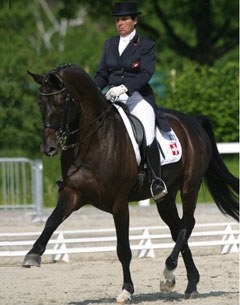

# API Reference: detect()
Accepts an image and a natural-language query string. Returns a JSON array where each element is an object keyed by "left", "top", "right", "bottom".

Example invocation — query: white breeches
[{"left": 117, "top": 92, "right": 155, "bottom": 145}]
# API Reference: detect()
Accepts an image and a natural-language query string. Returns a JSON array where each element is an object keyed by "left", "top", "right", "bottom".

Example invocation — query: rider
[{"left": 94, "top": 2, "right": 168, "bottom": 201}]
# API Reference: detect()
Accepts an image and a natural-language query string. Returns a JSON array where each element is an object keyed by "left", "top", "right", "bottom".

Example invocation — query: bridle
[
  {"left": 38, "top": 87, "right": 66, "bottom": 96},
  {"left": 39, "top": 84, "right": 77, "bottom": 148},
  {"left": 39, "top": 80, "right": 113, "bottom": 151}
]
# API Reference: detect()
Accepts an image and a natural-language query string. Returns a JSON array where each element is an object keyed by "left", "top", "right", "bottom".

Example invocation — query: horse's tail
[{"left": 196, "top": 115, "right": 239, "bottom": 222}]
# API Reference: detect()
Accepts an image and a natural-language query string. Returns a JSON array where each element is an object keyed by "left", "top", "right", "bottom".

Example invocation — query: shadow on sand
[{"left": 69, "top": 289, "right": 237, "bottom": 304}]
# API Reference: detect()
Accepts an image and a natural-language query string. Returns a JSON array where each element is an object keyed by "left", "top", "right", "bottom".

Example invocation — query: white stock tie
[
  {"left": 118, "top": 29, "right": 136, "bottom": 56},
  {"left": 118, "top": 38, "right": 129, "bottom": 55}
]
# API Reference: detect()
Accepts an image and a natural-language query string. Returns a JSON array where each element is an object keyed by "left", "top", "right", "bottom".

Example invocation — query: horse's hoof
[
  {"left": 22, "top": 253, "right": 41, "bottom": 268},
  {"left": 160, "top": 266, "right": 176, "bottom": 292},
  {"left": 184, "top": 290, "right": 199, "bottom": 299},
  {"left": 160, "top": 279, "right": 175, "bottom": 292},
  {"left": 116, "top": 289, "right": 132, "bottom": 304}
]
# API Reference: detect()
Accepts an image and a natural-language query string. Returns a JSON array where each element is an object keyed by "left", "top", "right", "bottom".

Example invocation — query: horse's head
[{"left": 28, "top": 69, "right": 79, "bottom": 156}]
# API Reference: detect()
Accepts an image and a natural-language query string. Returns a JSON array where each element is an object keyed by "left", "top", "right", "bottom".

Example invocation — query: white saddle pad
[{"left": 114, "top": 104, "right": 182, "bottom": 166}]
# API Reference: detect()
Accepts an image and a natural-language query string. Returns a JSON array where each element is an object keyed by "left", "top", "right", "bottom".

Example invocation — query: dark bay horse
[{"left": 23, "top": 64, "right": 239, "bottom": 303}]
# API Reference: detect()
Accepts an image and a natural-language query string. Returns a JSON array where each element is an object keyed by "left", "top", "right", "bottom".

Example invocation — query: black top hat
[{"left": 111, "top": 2, "right": 141, "bottom": 16}]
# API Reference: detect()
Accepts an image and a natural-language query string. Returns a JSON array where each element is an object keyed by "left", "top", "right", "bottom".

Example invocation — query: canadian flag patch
[{"left": 170, "top": 143, "right": 179, "bottom": 155}]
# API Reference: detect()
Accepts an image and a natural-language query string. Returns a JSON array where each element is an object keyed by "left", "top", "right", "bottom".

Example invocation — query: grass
[{"left": 0, "top": 151, "right": 238, "bottom": 208}]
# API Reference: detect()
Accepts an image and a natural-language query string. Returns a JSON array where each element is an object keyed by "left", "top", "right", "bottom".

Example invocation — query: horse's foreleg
[
  {"left": 113, "top": 203, "right": 134, "bottom": 304},
  {"left": 23, "top": 187, "right": 81, "bottom": 267}
]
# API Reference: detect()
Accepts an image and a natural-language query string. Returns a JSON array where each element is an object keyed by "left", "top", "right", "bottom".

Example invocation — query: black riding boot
[{"left": 146, "top": 138, "right": 168, "bottom": 202}]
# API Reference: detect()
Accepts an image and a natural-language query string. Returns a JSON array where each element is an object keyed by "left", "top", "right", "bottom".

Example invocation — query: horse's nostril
[
  {"left": 49, "top": 147, "right": 56, "bottom": 153},
  {"left": 44, "top": 145, "right": 58, "bottom": 157}
]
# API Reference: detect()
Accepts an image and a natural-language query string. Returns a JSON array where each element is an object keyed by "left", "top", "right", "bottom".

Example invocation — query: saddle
[
  {"left": 115, "top": 101, "right": 172, "bottom": 158},
  {"left": 115, "top": 101, "right": 146, "bottom": 162},
  {"left": 114, "top": 102, "right": 172, "bottom": 193}
]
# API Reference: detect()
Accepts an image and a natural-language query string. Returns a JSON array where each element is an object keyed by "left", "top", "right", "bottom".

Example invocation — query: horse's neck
[{"left": 66, "top": 71, "right": 107, "bottom": 117}]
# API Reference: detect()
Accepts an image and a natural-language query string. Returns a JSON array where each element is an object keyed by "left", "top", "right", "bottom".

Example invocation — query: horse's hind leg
[
  {"left": 181, "top": 243, "right": 199, "bottom": 298},
  {"left": 156, "top": 188, "right": 200, "bottom": 298},
  {"left": 179, "top": 190, "right": 200, "bottom": 298},
  {"left": 23, "top": 187, "right": 82, "bottom": 267},
  {"left": 156, "top": 192, "right": 182, "bottom": 292},
  {"left": 112, "top": 202, "right": 134, "bottom": 304}
]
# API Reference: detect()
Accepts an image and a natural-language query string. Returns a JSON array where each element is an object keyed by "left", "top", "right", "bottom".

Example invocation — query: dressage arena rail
[{"left": 0, "top": 222, "right": 239, "bottom": 261}]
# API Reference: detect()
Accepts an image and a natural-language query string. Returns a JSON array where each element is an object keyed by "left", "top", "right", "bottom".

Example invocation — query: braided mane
[{"left": 47, "top": 63, "right": 84, "bottom": 75}]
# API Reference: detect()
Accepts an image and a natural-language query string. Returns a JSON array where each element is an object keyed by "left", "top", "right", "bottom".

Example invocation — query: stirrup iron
[{"left": 150, "top": 178, "right": 168, "bottom": 201}]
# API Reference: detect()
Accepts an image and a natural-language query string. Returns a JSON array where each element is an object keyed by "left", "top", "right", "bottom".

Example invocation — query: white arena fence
[
  {"left": 0, "top": 222, "right": 239, "bottom": 262},
  {"left": 0, "top": 158, "right": 43, "bottom": 214}
]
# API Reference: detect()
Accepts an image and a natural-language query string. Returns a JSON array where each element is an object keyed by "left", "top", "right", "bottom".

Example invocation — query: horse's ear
[{"left": 27, "top": 71, "right": 44, "bottom": 85}]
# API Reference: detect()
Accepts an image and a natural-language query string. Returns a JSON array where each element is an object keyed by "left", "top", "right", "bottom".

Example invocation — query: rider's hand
[{"left": 106, "top": 85, "right": 128, "bottom": 101}]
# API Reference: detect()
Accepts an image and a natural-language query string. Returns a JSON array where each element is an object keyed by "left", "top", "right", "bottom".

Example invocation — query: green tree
[
  {"left": 1, "top": 0, "right": 238, "bottom": 155},
  {"left": 157, "top": 62, "right": 239, "bottom": 142},
  {"left": 76, "top": 0, "right": 239, "bottom": 66}
]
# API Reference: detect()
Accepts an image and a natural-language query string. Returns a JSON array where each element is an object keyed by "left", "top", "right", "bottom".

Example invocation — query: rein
[
  {"left": 58, "top": 102, "right": 113, "bottom": 150},
  {"left": 39, "top": 82, "right": 113, "bottom": 151}
]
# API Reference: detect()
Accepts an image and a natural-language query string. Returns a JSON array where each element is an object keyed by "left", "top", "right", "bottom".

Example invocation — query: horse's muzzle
[
  {"left": 41, "top": 142, "right": 59, "bottom": 157},
  {"left": 41, "top": 129, "right": 60, "bottom": 157}
]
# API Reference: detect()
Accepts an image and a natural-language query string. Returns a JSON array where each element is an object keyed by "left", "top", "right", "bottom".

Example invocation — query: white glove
[{"left": 106, "top": 85, "right": 128, "bottom": 101}]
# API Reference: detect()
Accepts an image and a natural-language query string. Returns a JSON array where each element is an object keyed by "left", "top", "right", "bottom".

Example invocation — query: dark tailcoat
[{"left": 94, "top": 33, "right": 171, "bottom": 132}]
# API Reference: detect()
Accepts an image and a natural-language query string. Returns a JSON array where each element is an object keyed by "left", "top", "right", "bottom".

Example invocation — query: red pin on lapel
[{"left": 131, "top": 61, "right": 140, "bottom": 68}]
